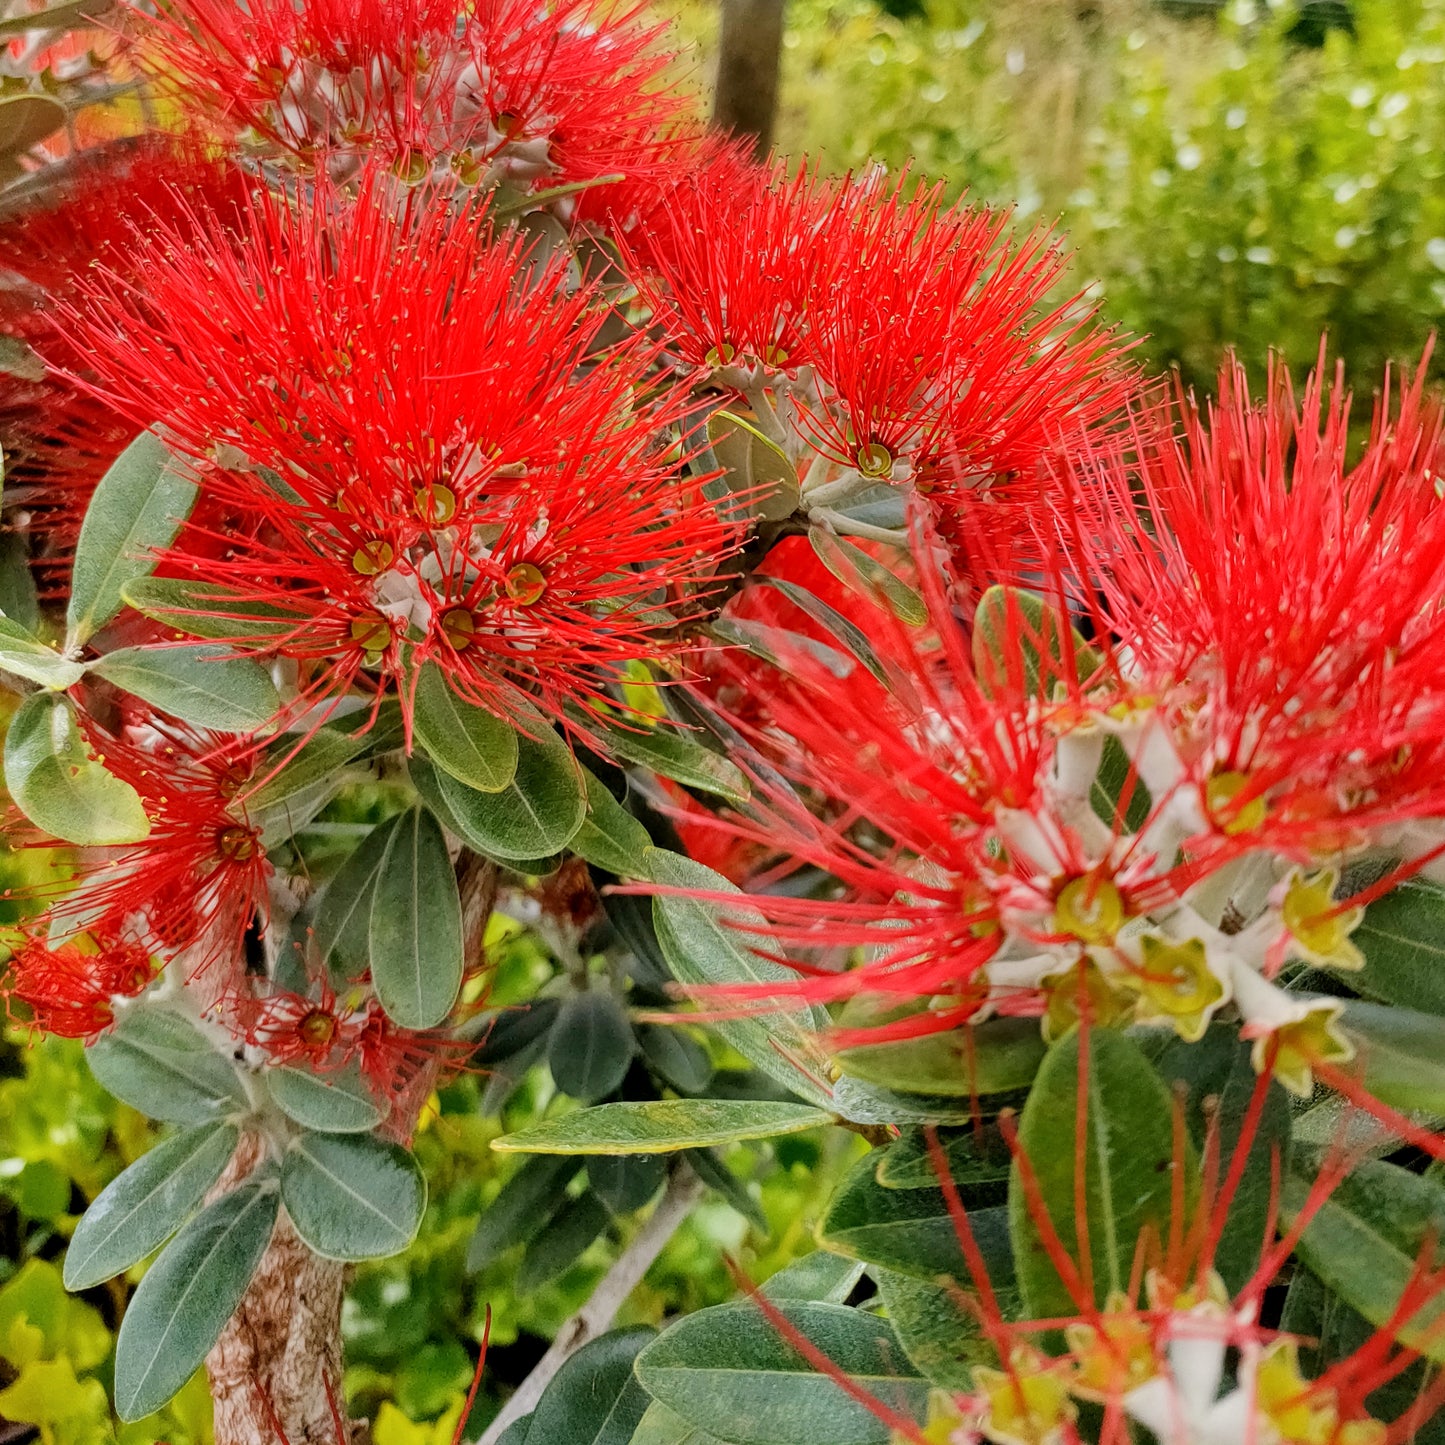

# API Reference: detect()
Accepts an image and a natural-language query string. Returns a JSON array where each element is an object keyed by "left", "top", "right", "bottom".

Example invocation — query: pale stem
[
  {"left": 807, "top": 506, "right": 909, "bottom": 546},
  {"left": 473, "top": 1162, "right": 705, "bottom": 1445},
  {"left": 742, "top": 381, "right": 789, "bottom": 448},
  {"left": 801, "top": 469, "right": 870, "bottom": 508}
]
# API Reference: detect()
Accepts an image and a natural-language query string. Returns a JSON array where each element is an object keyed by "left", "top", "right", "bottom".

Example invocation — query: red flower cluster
[
  {"left": 0, "top": 931, "right": 154, "bottom": 1039},
  {"left": 132, "top": 0, "right": 690, "bottom": 193},
  {"left": 60, "top": 176, "right": 740, "bottom": 732}
]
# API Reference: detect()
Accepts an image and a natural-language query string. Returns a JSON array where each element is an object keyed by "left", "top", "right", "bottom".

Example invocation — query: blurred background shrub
[{"left": 771, "top": 0, "right": 1445, "bottom": 391}]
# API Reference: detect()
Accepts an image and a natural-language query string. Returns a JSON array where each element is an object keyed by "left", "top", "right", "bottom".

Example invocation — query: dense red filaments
[
  {"left": 1064, "top": 352, "right": 1445, "bottom": 841},
  {"left": 131, "top": 0, "right": 689, "bottom": 188},
  {"left": 59, "top": 178, "right": 740, "bottom": 730},
  {"left": 44, "top": 719, "right": 270, "bottom": 978},
  {"left": 0, "top": 932, "right": 155, "bottom": 1039}
]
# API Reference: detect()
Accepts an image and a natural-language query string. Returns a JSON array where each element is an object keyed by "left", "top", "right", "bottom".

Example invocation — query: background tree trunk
[{"left": 712, "top": 0, "right": 786, "bottom": 159}]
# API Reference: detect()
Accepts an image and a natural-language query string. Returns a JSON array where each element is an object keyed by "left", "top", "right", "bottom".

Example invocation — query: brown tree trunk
[
  {"left": 712, "top": 0, "right": 786, "bottom": 160},
  {"left": 205, "top": 1137, "right": 351, "bottom": 1445}
]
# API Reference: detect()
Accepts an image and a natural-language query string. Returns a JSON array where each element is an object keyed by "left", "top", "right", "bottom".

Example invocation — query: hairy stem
[
  {"left": 475, "top": 1163, "right": 705, "bottom": 1445},
  {"left": 206, "top": 1136, "right": 350, "bottom": 1445}
]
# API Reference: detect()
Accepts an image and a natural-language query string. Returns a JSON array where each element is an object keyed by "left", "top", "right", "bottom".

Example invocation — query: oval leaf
[
  {"left": 494, "top": 1099, "right": 834, "bottom": 1155},
  {"left": 369, "top": 806, "right": 464, "bottom": 1029},
  {"left": 5, "top": 691, "right": 151, "bottom": 845},
  {"left": 808, "top": 528, "right": 926, "bottom": 627},
  {"left": 517, "top": 1191, "right": 612, "bottom": 1293},
  {"left": 112, "top": 1181, "right": 278, "bottom": 1421},
  {"left": 548, "top": 991, "right": 635, "bottom": 1102},
  {"left": 1353, "top": 877, "right": 1445, "bottom": 1017},
  {"left": 64, "top": 1122, "right": 239, "bottom": 1291},
  {"left": 646, "top": 848, "right": 832, "bottom": 1107},
  {"left": 312, "top": 814, "right": 399, "bottom": 981},
  {"left": 91, "top": 644, "right": 280, "bottom": 732},
  {"left": 265, "top": 1065, "right": 384, "bottom": 1134},
  {"left": 122, "top": 576, "right": 312, "bottom": 642},
  {"left": 1284, "top": 1154, "right": 1445, "bottom": 1364},
  {"left": 85, "top": 1007, "right": 246, "bottom": 1124},
  {"left": 412, "top": 663, "right": 519, "bottom": 793},
  {"left": 526, "top": 1327, "right": 655, "bottom": 1444},
  {"left": 247, "top": 727, "right": 367, "bottom": 811},
  {"left": 436, "top": 726, "right": 586, "bottom": 862},
  {"left": 466, "top": 1154, "right": 584, "bottom": 1272},
  {"left": 572, "top": 769, "right": 653, "bottom": 876},
  {"left": 67, "top": 431, "right": 197, "bottom": 646},
  {"left": 836, "top": 1014, "right": 1046, "bottom": 1098},
  {"left": 0, "top": 617, "right": 86, "bottom": 688},
  {"left": 634, "top": 1301, "right": 926, "bottom": 1445},
  {"left": 585, "top": 713, "right": 749, "bottom": 806},
  {"left": 1010, "top": 1028, "right": 1194, "bottom": 1318},
  {"left": 281, "top": 1130, "right": 426, "bottom": 1261}
]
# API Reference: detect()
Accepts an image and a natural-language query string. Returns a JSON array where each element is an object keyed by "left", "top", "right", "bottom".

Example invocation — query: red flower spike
[
  {"left": 0, "top": 931, "right": 154, "bottom": 1040},
  {"left": 59, "top": 174, "right": 740, "bottom": 737}
]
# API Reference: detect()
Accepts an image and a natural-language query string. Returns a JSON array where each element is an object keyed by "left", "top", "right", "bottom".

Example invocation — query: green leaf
[
  {"left": 265, "top": 1065, "right": 384, "bottom": 1134},
  {"left": 112, "top": 1181, "right": 278, "bottom": 1421},
  {"left": 0, "top": 616, "right": 85, "bottom": 688},
  {"left": 875, "top": 1126, "right": 1011, "bottom": 1192},
  {"left": 411, "top": 663, "right": 519, "bottom": 792},
  {"left": 684, "top": 1147, "right": 769, "bottom": 1231},
  {"left": 5, "top": 691, "right": 151, "bottom": 845},
  {"left": 589, "top": 1153, "right": 667, "bottom": 1214},
  {"left": 90, "top": 644, "right": 280, "bottom": 732},
  {"left": 64, "top": 1122, "right": 239, "bottom": 1291},
  {"left": 1353, "top": 878, "right": 1445, "bottom": 1016},
  {"left": 517, "top": 1191, "right": 612, "bottom": 1293},
  {"left": 871, "top": 1269, "right": 984, "bottom": 1388},
  {"left": 972, "top": 585, "right": 1099, "bottom": 700},
  {"left": 281, "top": 1131, "right": 426, "bottom": 1261},
  {"left": 1090, "top": 734, "right": 1151, "bottom": 833},
  {"left": 0, "top": 528, "right": 39, "bottom": 633},
  {"left": 637, "top": 1023, "right": 714, "bottom": 1095},
  {"left": 369, "top": 807, "right": 464, "bottom": 1029},
  {"left": 1136, "top": 1025, "right": 1290, "bottom": 1294},
  {"left": 67, "top": 431, "right": 196, "bottom": 646},
  {"left": 646, "top": 848, "right": 832, "bottom": 1107},
  {"left": 1010, "top": 1028, "right": 1193, "bottom": 1318},
  {"left": 819, "top": 1151, "right": 1012, "bottom": 1284},
  {"left": 706, "top": 410, "right": 801, "bottom": 522},
  {"left": 525, "top": 1327, "right": 655, "bottom": 1445},
  {"left": 475, "top": 999, "right": 562, "bottom": 1065},
  {"left": 755, "top": 577, "right": 896, "bottom": 691},
  {"left": 312, "top": 814, "right": 399, "bottom": 981},
  {"left": 246, "top": 728, "right": 368, "bottom": 810},
  {"left": 585, "top": 713, "right": 750, "bottom": 806},
  {"left": 548, "top": 992, "right": 635, "bottom": 1102},
  {"left": 759, "top": 1253, "right": 866, "bottom": 1304},
  {"left": 1284, "top": 1154, "right": 1445, "bottom": 1363},
  {"left": 572, "top": 770, "right": 653, "bottom": 875},
  {"left": 436, "top": 725, "right": 586, "bottom": 862},
  {"left": 1345, "top": 1001, "right": 1445, "bottom": 1115},
  {"left": 807, "top": 529, "right": 927, "bottom": 627},
  {"left": 121, "top": 576, "right": 311, "bottom": 642},
  {"left": 629, "top": 1401, "right": 733, "bottom": 1445},
  {"left": 466, "top": 1155, "right": 584, "bottom": 1272},
  {"left": 634, "top": 1301, "right": 926, "bottom": 1445},
  {"left": 494, "top": 1099, "right": 835, "bottom": 1155},
  {"left": 835, "top": 1015, "right": 1046, "bottom": 1098},
  {"left": 85, "top": 1007, "right": 246, "bottom": 1124}
]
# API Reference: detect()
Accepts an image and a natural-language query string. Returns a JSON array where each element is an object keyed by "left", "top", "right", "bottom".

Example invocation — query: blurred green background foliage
[{"left": 771, "top": 0, "right": 1445, "bottom": 392}]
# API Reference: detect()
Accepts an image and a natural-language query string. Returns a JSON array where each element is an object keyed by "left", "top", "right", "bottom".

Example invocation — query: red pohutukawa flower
[
  {"left": 618, "top": 163, "right": 1133, "bottom": 512},
  {"left": 1060, "top": 350, "right": 1445, "bottom": 858},
  {"left": 0, "top": 931, "right": 155, "bottom": 1039},
  {"left": 59, "top": 175, "right": 740, "bottom": 733},
  {"left": 130, "top": 0, "right": 690, "bottom": 193},
  {"left": 38, "top": 715, "right": 270, "bottom": 995}
]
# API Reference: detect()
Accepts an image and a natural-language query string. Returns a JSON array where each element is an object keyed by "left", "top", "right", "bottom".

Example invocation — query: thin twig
[{"left": 473, "top": 1162, "right": 705, "bottom": 1445}]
